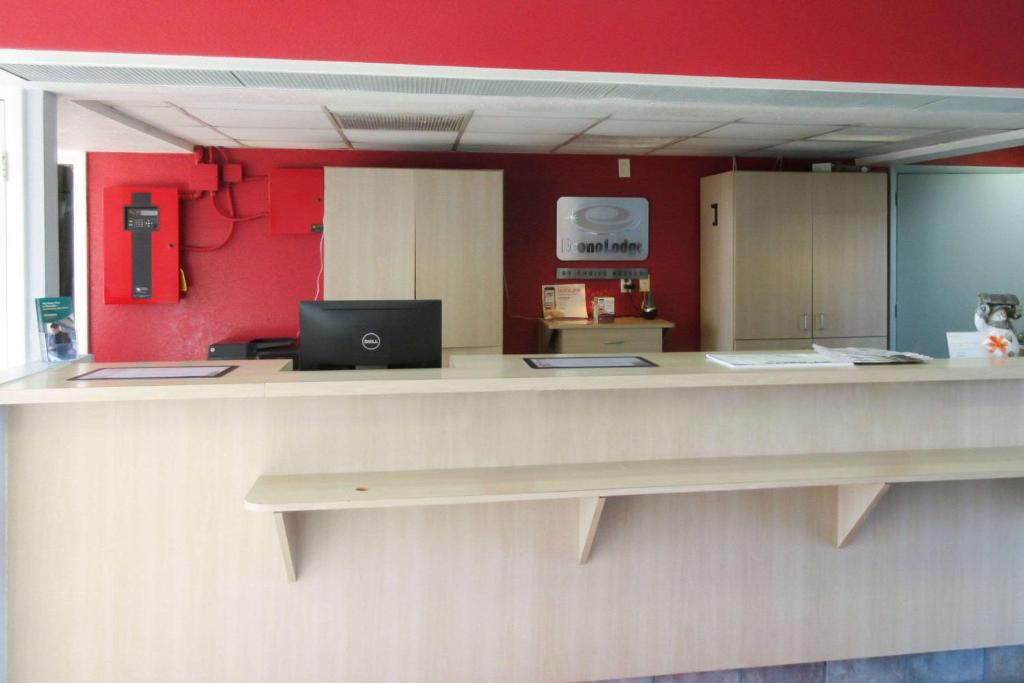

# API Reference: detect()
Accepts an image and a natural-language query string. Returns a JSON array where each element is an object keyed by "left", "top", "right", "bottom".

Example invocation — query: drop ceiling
[{"left": 2, "top": 51, "right": 1022, "bottom": 162}]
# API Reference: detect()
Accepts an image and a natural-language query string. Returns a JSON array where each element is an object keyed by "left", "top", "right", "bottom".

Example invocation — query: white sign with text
[{"left": 556, "top": 197, "right": 649, "bottom": 261}]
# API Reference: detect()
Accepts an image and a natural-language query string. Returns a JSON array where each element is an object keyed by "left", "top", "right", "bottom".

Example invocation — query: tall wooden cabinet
[
  {"left": 700, "top": 171, "right": 887, "bottom": 351},
  {"left": 323, "top": 168, "right": 503, "bottom": 357}
]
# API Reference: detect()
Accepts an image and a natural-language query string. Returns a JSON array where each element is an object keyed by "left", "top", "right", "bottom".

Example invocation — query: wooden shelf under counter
[{"left": 537, "top": 316, "right": 675, "bottom": 354}]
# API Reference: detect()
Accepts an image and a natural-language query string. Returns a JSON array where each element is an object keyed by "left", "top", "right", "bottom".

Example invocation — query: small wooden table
[{"left": 537, "top": 316, "right": 675, "bottom": 354}]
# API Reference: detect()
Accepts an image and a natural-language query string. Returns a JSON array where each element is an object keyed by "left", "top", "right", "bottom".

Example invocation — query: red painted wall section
[
  {"left": 89, "top": 149, "right": 755, "bottom": 361},
  {"left": 5, "top": 0, "right": 1024, "bottom": 87},
  {"left": 926, "top": 146, "right": 1024, "bottom": 167},
  {"left": 88, "top": 152, "right": 323, "bottom": 361}
]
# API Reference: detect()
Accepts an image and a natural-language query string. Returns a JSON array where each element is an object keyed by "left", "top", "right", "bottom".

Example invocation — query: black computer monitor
[{"left": 298, "top": 300, "right": 442, "bottom": 370}]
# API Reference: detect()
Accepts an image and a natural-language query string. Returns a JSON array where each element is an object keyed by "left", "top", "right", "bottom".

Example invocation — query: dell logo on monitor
[{"left": 361, "top": 332, "right": 382, "bottom": 351}]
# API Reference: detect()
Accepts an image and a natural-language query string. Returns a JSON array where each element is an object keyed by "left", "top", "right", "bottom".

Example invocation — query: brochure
[
  {"left": 705, "top": 352, "right": 853, "bottom": 369},
  {"left": 35, "top": 297, "right": 79, "bottom": 362},
  {"left": 549, "top": 283, "right": 587, "bottom": 319}
]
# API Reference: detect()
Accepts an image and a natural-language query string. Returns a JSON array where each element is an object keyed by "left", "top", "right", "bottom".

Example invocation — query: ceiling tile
[
  {"left": 587, "top": 119, "right": 722, "bottom": 137},
  {"left": 345, "top": 130, "right": 457, "bottom": 145},
  {"left": 738, "top": 111, "right": 856, "bottom": 125},
  {"left": 472, "top": 107, "right": 611, "bottom": 119},
  {"left": 111, "top": 104, "right": 198, "bottom": 127},
  {"left": 459, "top": 132, "right": 571, "bottom": 147},
  {"left": 811, "top": 127, "right": 944, "bottom": 143},
  {"left": 915, "top": 97, "right": 1024, "bottom": 114},
  {"left": 216, "top": 127, "right": 342, "bottom": 142},
  {"left": 652, "top": 138, "right": 778, "bottom": 155},
  {"left": 459, "top": 145, "right": 555, "bottom": 154},
  {"left": 175, "top": 137, "right": 240, "bottom": 146},
  {"left": 699, "top": 122, "right": 842, "bottom": 140},
  {"left": 567, "top": 134, "right": 679, "bottom": 149},
  {"left": 238, "top": 140, "right": 348, "bottom": 150},
  {"left": 185, "top": 107, "right": 331, "bottom": 129},
  {"left": 172, "top": 102, "right": 334, "bottom": 111},
  {"left": 58, "top": 128, "right": 192, "bottom": 152},
  {"left": 161, "top": 126, "right": 236, "bottom": 144},
  {"left": 59, "top": 100, "right": 191, "bottom": 152},
  {"left": 753, "top": 140, "right": 879, "bottom": 156},
  {"left": 555, "top": 147, "right": 656, "bottom": 156},
  {"left": 465, "top": 116, "right": 598, "bottom": 134},
  {"left": 843, "top": 128, "right": 1007, "bottom": 155}
]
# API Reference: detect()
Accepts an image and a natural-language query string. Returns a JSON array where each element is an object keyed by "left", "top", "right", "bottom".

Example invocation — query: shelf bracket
[
  {"left": 273, "top": 512, "right": 297, "bottom": 582},
  {"left": 578, "top": 496, "right": 606, "bottom": 564},
  {"left": 835, "top": 483, "right": 891, "bottom": 548}
]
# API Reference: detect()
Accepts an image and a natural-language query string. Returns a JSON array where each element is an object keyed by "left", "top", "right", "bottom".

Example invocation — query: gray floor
[{"left": 593, "top": 644, "right": 1024, "bottom": 683}]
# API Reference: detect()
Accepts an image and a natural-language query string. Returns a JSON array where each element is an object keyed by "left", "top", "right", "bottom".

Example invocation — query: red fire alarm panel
[
  {"left": 103, "top": 187, "right": 180, "bottom": 304},
  {"left": 269, "top": 168, "right": 324, "bottom": 234}
]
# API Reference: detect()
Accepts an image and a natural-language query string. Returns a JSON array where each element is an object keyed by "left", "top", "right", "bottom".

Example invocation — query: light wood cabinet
[
  {"left": 701, "top": 171, "right": 887, "bottom": 351},
  {"left": 324, "top": 168, "right": 504, "bottom": 353},
  {"left": 734, "top": 173, "right": 814, "bottom": 340},
  {"left": 323, "top": 168, "right": 416, "bottom": 299},
  {"left": 537, "top": 317, "right": 675, "bottom": 353},
  {"left": 733, "top": 337, "right": 887, "bottom": 351},
  {"left": 414, "top": 170, "right": 503, "bottom": 349},
  {"left": 810, "top": 174, "right": 888, "bottom": 339}
]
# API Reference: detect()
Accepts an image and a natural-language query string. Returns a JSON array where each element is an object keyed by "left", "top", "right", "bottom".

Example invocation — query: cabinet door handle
[
  {"left": 817, "top": 313, "right": 826, "bottom": 331},
  {"left": 604, "top": 340, "right": 625, "bottom": 345},
  {"left": 800, "top": 314, "right": 810, "bottom": 331}
]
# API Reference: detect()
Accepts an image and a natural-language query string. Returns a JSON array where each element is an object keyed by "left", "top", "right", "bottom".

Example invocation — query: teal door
[{"left": 894, "top": 171, "right": 1024, "bottom": 357}]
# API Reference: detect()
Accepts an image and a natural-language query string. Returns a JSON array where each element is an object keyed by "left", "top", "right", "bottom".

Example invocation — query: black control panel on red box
[{"left": 124, "top": 206, "right": 160, "bottom": 232}]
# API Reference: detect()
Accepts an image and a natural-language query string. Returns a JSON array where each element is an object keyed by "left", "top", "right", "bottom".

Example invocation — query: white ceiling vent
[
  {"left": 0, "top": 64, "right": 242, "bottom": 87},
  {"left": 607, "top": 84, "right": 940, "bottom": 109},
  {"left": 233, "top": 71, "right": 614, "bottom": 99},
  {"left": 334, "top": 112, "right": 468, "bottom": 132}
]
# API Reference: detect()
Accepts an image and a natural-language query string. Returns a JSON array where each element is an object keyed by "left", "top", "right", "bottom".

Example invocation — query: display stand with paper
[{"left": 543, "top": 283, "right": 587, "bottom": 319}]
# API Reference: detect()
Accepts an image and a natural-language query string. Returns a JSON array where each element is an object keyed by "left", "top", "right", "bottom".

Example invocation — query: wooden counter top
[
  {"left": 3, "top": 353, "right": 1024, "bottom": 405},
  {"left": 0, "top": 359, "right": 293, "bottom": 404}
]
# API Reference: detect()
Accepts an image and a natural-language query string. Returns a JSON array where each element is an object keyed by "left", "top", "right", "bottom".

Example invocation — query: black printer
[{"left": 207, "top": 337, "right": 299, "bottom": 365}]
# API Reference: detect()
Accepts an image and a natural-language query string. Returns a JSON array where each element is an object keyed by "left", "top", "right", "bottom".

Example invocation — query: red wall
[
  {"left": 5, "top": 0, "right": 1024, "bottom": 87},
  {"left": 89, "top": 146, "right": 1022, "bottom": 361},
  {"left": 89, "top": 149, "right": 750, "bottom": 361},
  {"left": 926, "top": 146, "right": 1024, "bottom": 167}
]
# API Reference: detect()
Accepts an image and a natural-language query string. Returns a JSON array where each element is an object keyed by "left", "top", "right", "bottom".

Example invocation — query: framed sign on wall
[{"left": 556, "top": 197, "right": 649, "bottom": 261}]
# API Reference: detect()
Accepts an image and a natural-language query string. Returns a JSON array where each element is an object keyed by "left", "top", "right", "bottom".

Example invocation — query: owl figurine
[{"left": 975, "top": 293, "right": 1021, "bottom": 357}]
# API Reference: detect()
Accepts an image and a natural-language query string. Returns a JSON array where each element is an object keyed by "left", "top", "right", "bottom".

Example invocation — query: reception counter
[{"left": 2, "top": 354, "right": 1023, "bottom": 682}]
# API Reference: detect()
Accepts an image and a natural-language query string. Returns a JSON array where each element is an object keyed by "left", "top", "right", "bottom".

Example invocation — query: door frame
[
  {"left": 57, "top": 151, "right": 89, "bottom": 354},
  {"left": 888, "top": 163, "right": 1024, "bottom": 350}
]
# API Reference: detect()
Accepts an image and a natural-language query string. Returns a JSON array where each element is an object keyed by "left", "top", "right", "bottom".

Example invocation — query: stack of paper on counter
[
  {"left": 706, "top": 346, "right": 931, "bottom": 369},
  {"left": 810, "top": 345, "right": 931, "bottom": 364},
  {"left": 705, "top": 353, "right": 853, "bottom": 369}
]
